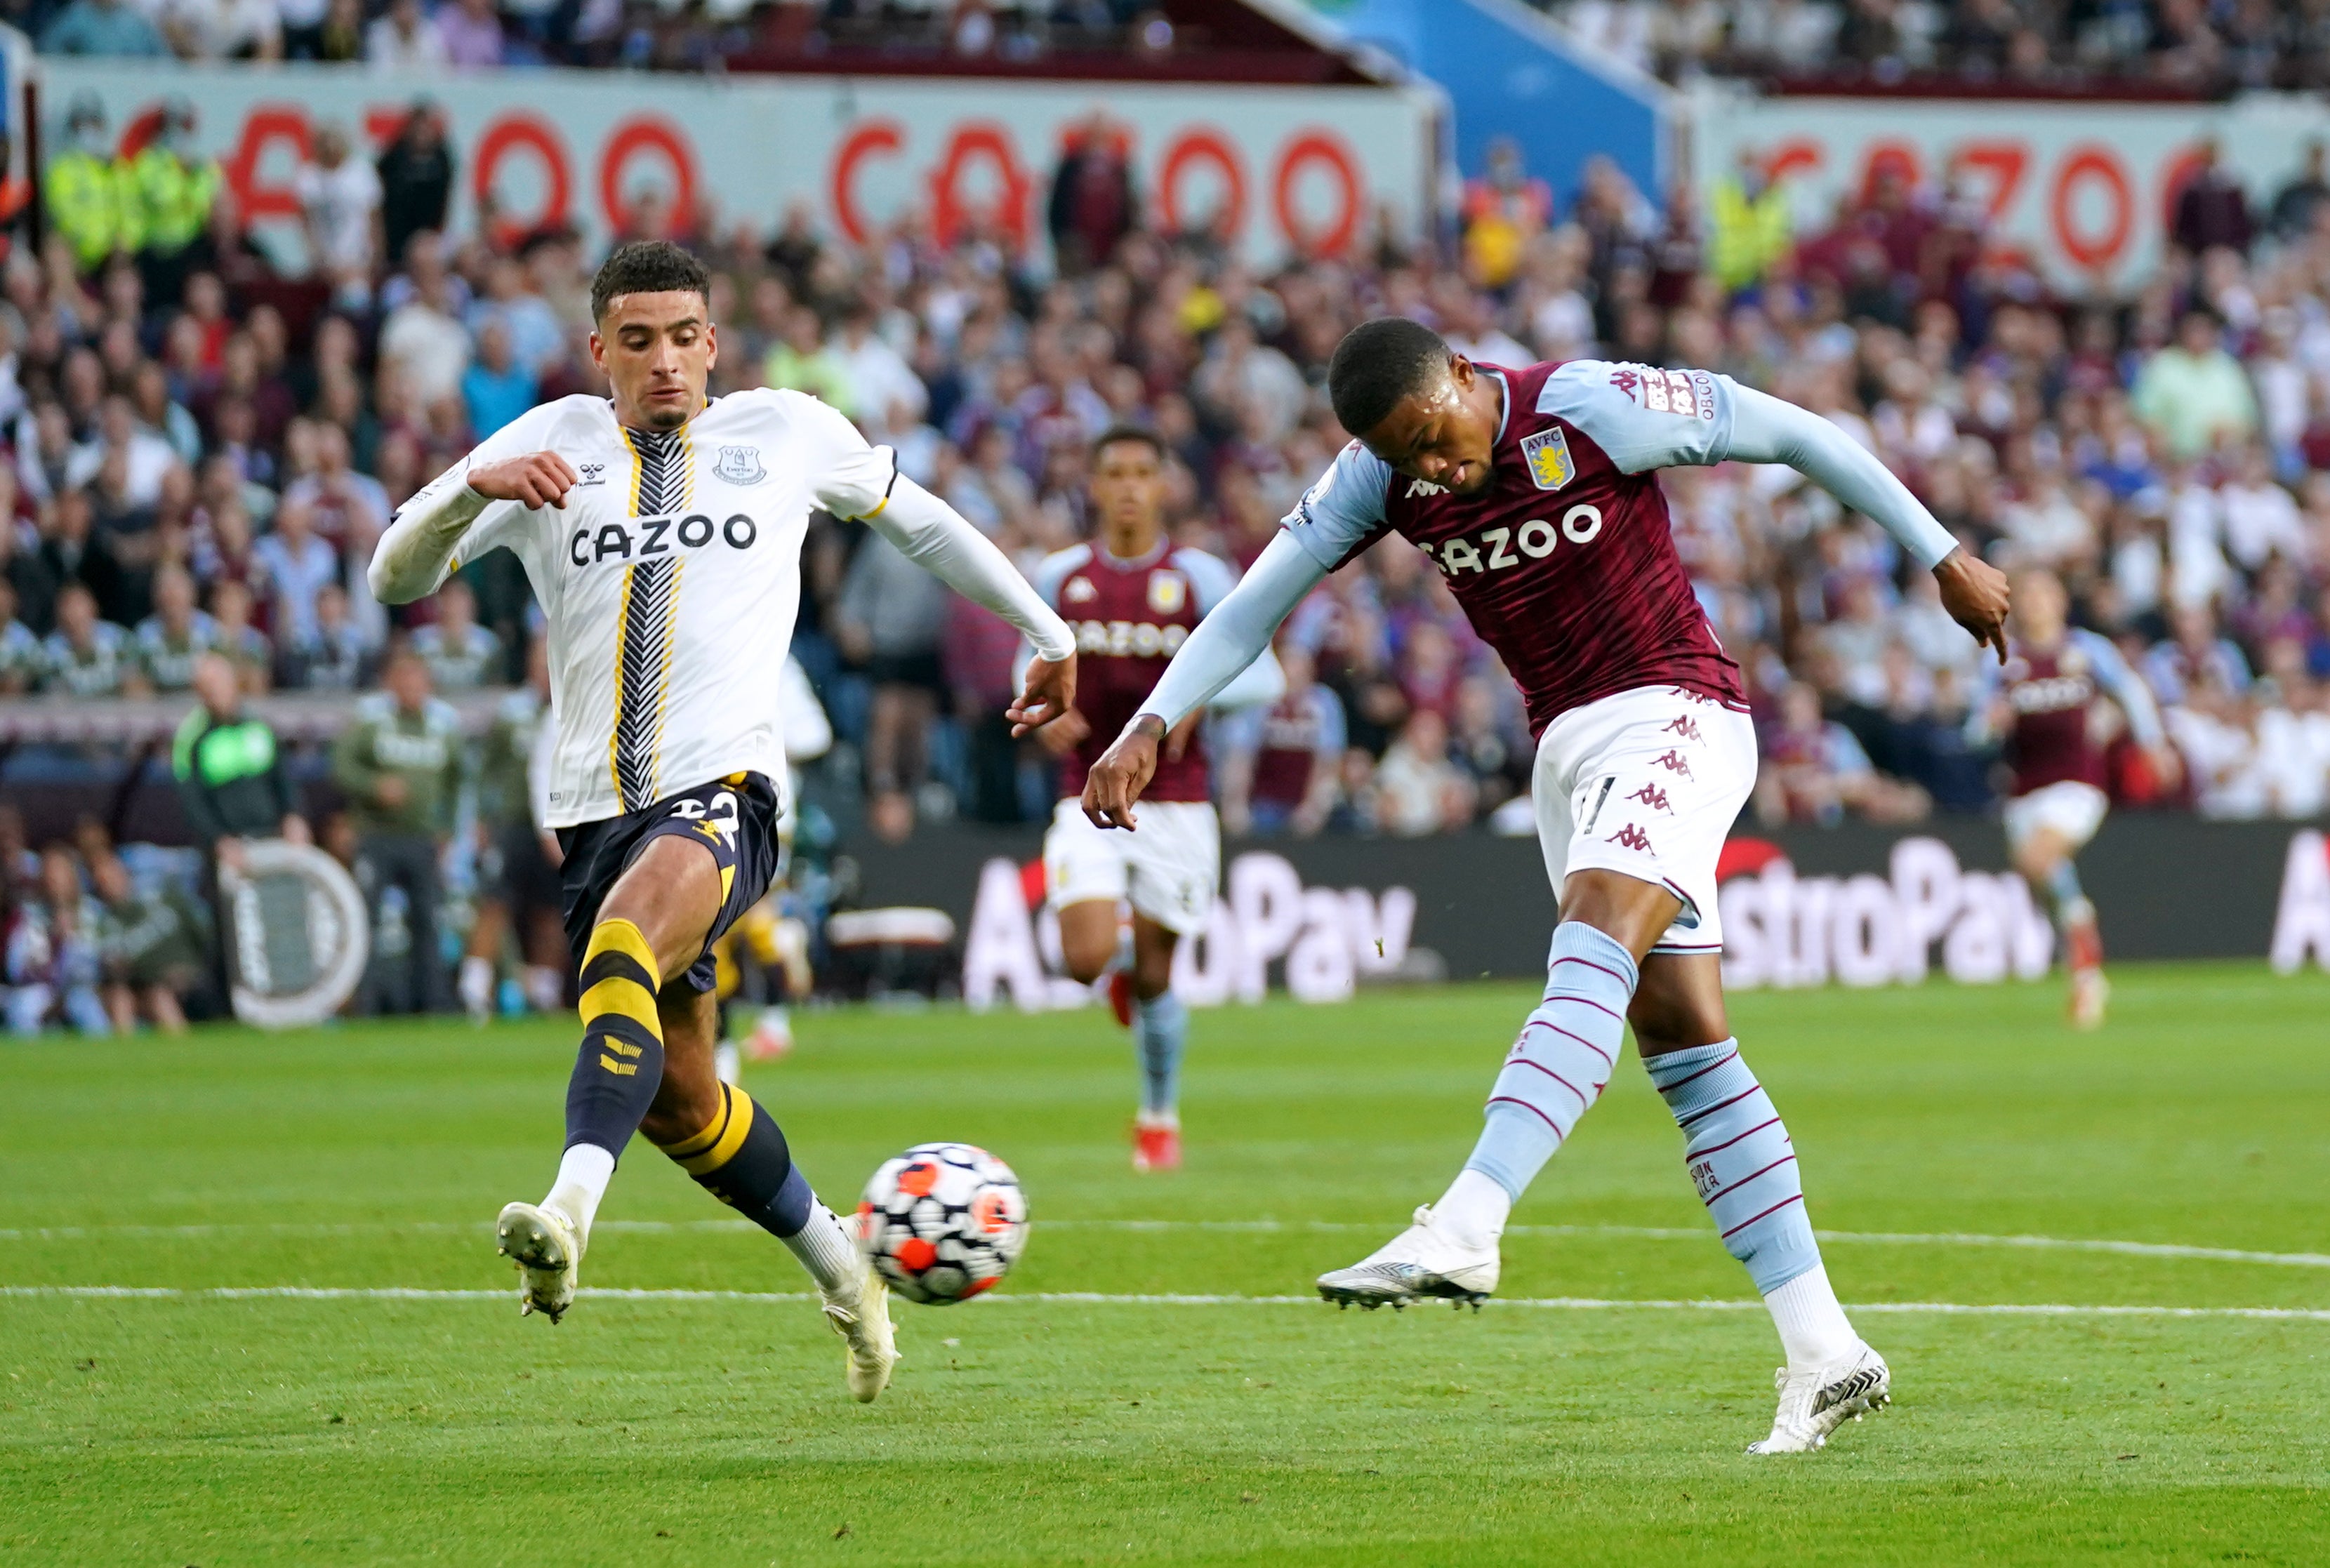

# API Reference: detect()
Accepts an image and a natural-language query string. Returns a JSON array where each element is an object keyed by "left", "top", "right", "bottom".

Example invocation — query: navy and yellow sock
[
  {"left": 564, "top": 917, "right": 666, "bottom": 1157},
  {"left": 651, "top": 1082, "right": 814, "bottom": 1240}
]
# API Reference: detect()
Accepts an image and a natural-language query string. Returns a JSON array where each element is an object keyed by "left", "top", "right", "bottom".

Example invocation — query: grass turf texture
[{"left": 3, "top": 962, "right": 2326, "bottom": 1566}]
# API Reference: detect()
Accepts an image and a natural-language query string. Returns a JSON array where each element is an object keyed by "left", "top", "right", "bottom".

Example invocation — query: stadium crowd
[{"left": 6, "top": 80, "right": 2330, "bottom": 1026}]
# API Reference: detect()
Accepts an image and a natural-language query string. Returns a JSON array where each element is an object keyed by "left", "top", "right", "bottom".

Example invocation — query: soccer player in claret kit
[
  {"left": 1973, "top": 567, "right": 2178, "bottom": 1029},
  {"left": 1084, "top": 319, "right": 2013, "bottom": 1453},
  {"left": 1028, "top": 427, "right": 1280, "bottom": 1171},
  {"left": 367, "top": 242, "right": 1080, "bottom": 1401}
]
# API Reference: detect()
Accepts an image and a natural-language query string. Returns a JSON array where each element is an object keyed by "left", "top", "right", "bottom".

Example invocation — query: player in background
[
  {"left": 1971, "top": 568, "right": 2178, "bottom": 1028},
  {"left": 369, "top": 241, "right": 1078, "bottom": 1402},
  {"left": 1029, "top": 427, "right": 1281, "bottom": 1171},
  {"left": 1084, "top": 319, "right": 2011, "bottom": 1453}
]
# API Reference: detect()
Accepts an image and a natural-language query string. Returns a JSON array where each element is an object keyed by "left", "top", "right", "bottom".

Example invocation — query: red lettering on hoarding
[
  {"left": 1761, "top": 138, "right": 1822, "bottom": 187},
  {"left": 1158, "top": 128, "right": 1245, "bottom": 241},
  {"left": 222, "top": 104, "right": 312, "bottom": 225},
  {"left": 830, "top": 118, "right": 903, "bottom": 246},
  {"left": 600, "top": 114, "right": 696, "bottom": 237},
  {"left": 1856, "top": 139, "right": 1924, "bottom": 202},
  {"left": 1946, "top": 140, "right": 2028, "bottom": 226},
  {"left": 927, "top": 122, "right": 1031, "bottom": 249},
  {"left": 2051, "top": 145, "right": 2132, "bottom": 271},
  {"left": 1273, "top": 129, "right": 1358, "bottom": 258},
  {"left": 474, "top": 114, "right": 572, "bottom": 246}
]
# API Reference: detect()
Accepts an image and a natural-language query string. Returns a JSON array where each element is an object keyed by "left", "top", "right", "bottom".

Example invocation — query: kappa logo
[
  {"left": 1607, "top": 823, "right": 1655, "bottom": 853},
  {"left": 1627, "top": 783, "right": 1672, "bottom": 813},
  {"left": 1662, "top": 714, "right": 1702, "bottom": 741},
  {"left": 1064, "top": 576, "right": 1099, "bottom": 604},
  {"left": 1653, "top": 750, "right": 1694, "bottom": 779},
  {"left": 1520, "top": 427, "right": 1575, "bottom": 491},
  {"left": 1406, "top": 477, "right": 1447, "bottom": 498},
  {"left": 712, "top": 445, "right": 766, "bottom": 485}
]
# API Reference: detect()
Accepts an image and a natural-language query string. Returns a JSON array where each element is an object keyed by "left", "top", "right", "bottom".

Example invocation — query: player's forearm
[
  {"left": 1726, "top": 385, "right": 1959, "bottom": 571},
  {"left": 861, "top": 477, "right": 1074, "bottom": 660},
  {"left": 1208, "top": 645, "right": 1287, "bottom": 713},
  {"left": 1137, "top": 533, "right": 1323, "bottom": 729},
  {"left": 368, "top": 472, "right": 488, "bottom": 604}
]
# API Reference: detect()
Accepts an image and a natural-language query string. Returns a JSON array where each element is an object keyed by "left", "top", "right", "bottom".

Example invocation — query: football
[{"left": 856, "top": 1142, "right": 1030, "bottom": 1304}]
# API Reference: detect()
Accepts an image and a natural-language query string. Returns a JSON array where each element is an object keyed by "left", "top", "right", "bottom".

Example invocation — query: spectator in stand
[
  {"left": 135, "top": 563, "right": 217, "bottom": 691},
  {"left": 2145, "top": 603, "right": 2254, "bottom": 707},
  {"left": 207, "top": 578, "right": 274, "bottom": 692},
  {"left": 4, "top": 846, "right": 110, "bottom": 1036},
  {"left": 296, "top": 124, "right": 383, "bottom": 312},
  {"left": 1757, "top": 682, "right": 1931, "bottom": 826},
  {"left": 940, "top": 592, "right": 1029, "bottom": 824},
  {"left": 121, "top": 98, "right": 221, "bottom": 310},
  {"left": 1047, "top": 112, "right": 1138, "bottom": 275},
  {"left": 43, "top": 96, "right": 128, "bottom": 276},
  {"left": 2270, "top": 140, "right": 2330, "bottom": 242},
  {"left": 835, "top": 528, "right": 949, "bottom": 842},
  {"left": 763, "top": 306, "right": 854, "bottom": 412},
  {"left": 91, "top": 851, "right": 208, "bottom": 1035},
  {"left": 1370, "top": 709, "right": 1476, "bottom": 838},
  {"left": 331, "top": 649, "right": 461, "bottom": 1014},
  {"left": 364, "top": 0, "right": 448, "bottom": 69},
  {"left": 0, "top": 580, "right": 39, "bottom": 692},
  {"left": 1217, "top": 644, "right": 1346, "bottom": 837},
  {"left": 41, "top": 582, "right": 128, "bottom": 697},
  {"left": 376, "top": 102, "right": 454, "bottom": 272},
  {"left": 2172, "top": 140, "right": 2255, "bottom": 258},
  {"left": 1460, "top": 138, "right": 1552, "bottom": 291},
  {"left": 378, "top": 232, "right": 471, "bottom": 406},
  {"left": 461, "top": 318, "right": 537, "bottom": 440},
  {"left": 2131, "top": 308, "right": 2260, "bottom": 461},
  {"left": 467, "top": 254, "right": 565, "bottom": 382},
  {"left": 251, "top": 495, "right": 338, "bottom": 648},
  {"left": 174, "top": 652, "right": 308, "bottom": 865},
  {"left": 434, "top": 0, "right": 504, "bottom": 68},
  {"left": 40, "top": 0, "right": 167, "bottom": 55},
  {"left": 159, "top": 0, "right": 282, "bottom": 59},
  {"left": 411, "top": 575, "right": 501, "bottom": 691},
  {"left": 279, "top": 579, "right": 371, "bottom": 689}
]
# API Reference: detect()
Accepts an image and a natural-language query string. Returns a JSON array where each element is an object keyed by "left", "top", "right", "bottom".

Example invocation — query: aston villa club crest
[
  {"left": 1147, "top": 571, "right": 1187, "bottom": 615},
  {"left": 1521, "top": 427, "right": 1575, "bottom": 491},
  {"left": 713, "top": 445, "right": 766, "bottom": 484}
]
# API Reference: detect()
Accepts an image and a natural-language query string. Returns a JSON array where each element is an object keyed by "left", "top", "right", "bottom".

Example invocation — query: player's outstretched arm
[
  {"left": 368, "top": 453, "right": 576, "bottom": 604},
  {"left": 1083, "top": 531, "right": 1325, "bottom": 830},
  {"left": 1725, "top": 384, "right": 2011, "bottom": 661},
  {"left": 847, "top": 475, "right": 1078, "bottom": 730}
]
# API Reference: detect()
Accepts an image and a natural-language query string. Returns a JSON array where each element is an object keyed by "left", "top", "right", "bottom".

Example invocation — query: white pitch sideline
[
  {"left": 4, "top": 1284, "right": 2328, "bottom": 1322},
  {"left": 3, "top": 1218, "right": 2326, "bottom": 1272}
]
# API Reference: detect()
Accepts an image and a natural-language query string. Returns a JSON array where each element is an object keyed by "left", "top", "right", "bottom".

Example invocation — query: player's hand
[
  {"left": 468, "top": 452, "right": 580, "bottom": 510},
  {"left": 1163, "top": 709, "right": 1203, "bottom": 762},
  {"left": 1009, "top": 653, "right": 1076, "bottom": 738},
  {"left": 1082, "top": 715, "right": 1163, "bottom": 831},
  {"left": 1935, "top": 547, "right": 2011, "bottom": 663},
  {"left": 1033, "top": 706, "right": 1090, "bottom": 757},
  {"left": 2147, "top": 742, "right": 2185, "bottom": 792}
]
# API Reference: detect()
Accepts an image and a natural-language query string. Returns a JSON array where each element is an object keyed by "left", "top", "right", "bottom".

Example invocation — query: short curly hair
[
  {"left": 1327, "top": 317, "right": 1453, "bottom": 439},
  {"left": 589, "top": 240, "right": 711, "bottom": 323}
]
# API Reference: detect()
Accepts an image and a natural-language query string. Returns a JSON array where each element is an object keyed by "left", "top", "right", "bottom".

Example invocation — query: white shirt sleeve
[
  {"left": 1281, "top": 441, "right": 1394, "bottom": 572},
  {"left": 779, "top": 389, "right": 900, "bottom": 520},
  {"left": 1535, "top": 359, "right": 1735, "bottom": 472},
  {"left": 367, "top": 402, "right": 559, "bottom": 603}
]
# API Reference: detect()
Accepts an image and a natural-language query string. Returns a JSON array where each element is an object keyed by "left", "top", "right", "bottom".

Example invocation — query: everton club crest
[
  {"left": 1521, "top": 427, "right": 1575, "bottom": 491},
  {"left": 713, "top": 445, "right": 766, "bottom": 485}
]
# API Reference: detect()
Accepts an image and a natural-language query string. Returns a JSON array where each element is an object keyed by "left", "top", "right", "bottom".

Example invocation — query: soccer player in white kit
[{"left": 368, "top": 242, "right": 1079, "bottom": 1402}]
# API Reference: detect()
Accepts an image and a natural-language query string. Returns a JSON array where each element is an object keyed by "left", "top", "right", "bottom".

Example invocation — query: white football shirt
[{"left": 400, "top": 388, "right": 895, "bottom": 829}]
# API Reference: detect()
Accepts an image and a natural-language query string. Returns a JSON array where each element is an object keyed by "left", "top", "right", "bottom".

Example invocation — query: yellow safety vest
[
  {"left": 1709, "top": 178, "right": 1793, "bottom": 292},
  {"left": 123, "top": 148, "right": 220, "bottom": 255},
  {"left": 44, "top": 150, "right": 126, "bottom": 272}
]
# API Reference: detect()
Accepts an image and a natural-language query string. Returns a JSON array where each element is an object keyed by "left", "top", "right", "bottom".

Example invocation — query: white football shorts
[
  {"left": 2002, "top": 779, "right": 2109, "bottom": 856},
  {"left": 1533, "top": 684, "right": 1759, "bottom": 955},
  {"left": 1043, "top": 797, "right": 1221, "bottom": 936}
]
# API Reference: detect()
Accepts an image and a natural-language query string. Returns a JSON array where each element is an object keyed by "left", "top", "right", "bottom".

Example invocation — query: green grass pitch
[{"left": 4, "top": 962, "right": 2327, "bottom": 1566}]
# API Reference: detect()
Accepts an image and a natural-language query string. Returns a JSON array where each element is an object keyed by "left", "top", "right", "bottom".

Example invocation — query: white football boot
[
  {"left": 1747, "top": 1341, "right": 1892, "bottom": 1454},
  {"left": 820, "top": 1261, "right": 899, "bottom": 1402},
  {"left": 1316, "top": 1205, "right": 1500, "bottom": 1310},
  {"left": 496, "top": 1201, "right": 583, "bottom": 1323}
]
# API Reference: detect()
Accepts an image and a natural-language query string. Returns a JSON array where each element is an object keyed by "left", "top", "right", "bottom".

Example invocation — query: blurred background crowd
[{"left": 6, "top": 0, "right": 2330, "bottom": 1030}]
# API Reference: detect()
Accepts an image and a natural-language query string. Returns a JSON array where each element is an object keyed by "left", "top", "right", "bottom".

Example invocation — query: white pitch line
[
  {"left": 2, "top": 1284, "right": 2326, "bottom": 1322},
  {"left": 4, "top": 1218, "right": 2324, "bottom": 1270}
]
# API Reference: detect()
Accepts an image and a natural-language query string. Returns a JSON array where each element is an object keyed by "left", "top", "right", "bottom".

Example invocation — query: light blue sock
[
  {"left": 1134, "top": 991, "right": 1186, "bottom": 1117},
  {"left": 1645, "top": 1039, "right": 1822, "bottom": 1294},
  {"left": 1462, "top": 922, "right": 1637, "bottom": 1201}
]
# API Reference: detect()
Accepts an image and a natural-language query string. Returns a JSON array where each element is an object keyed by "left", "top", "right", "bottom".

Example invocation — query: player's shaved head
[
  {"left": 1329, "top": 317, "right": 1504, "bottom": 496},
  {"left": 1328, "top": 317, "right": 1452, "bottom": 437}
]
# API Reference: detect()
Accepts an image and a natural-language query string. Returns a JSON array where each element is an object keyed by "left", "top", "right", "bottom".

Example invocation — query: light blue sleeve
[
  {"left": 1176, "top": 547, "right": 1285, "bottom": 712},
  {"left": 1174, "top": 547, "right": 1241, "bottom": 616},
  {"left": 1139, "top": 532, "right": 1327, "bottom": 728},
  {"left": 1028, "top": 545, "right": 1090, "bottom": 612},
  {"left": 1535, "top": 359, "right": 1734, "bottom": 473},
  {"left": 1723, "top": 383, "right": 1961, "bottom": 570},
  {"left": 1311, "top": 686, "right": 1348, "bottom": 756},
  {"left": 1281, "top": 441, "right": 1393, "bottom": 572},
  {"left": 2075, "top": 629, "right": 2166, "bottom": 748}
]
